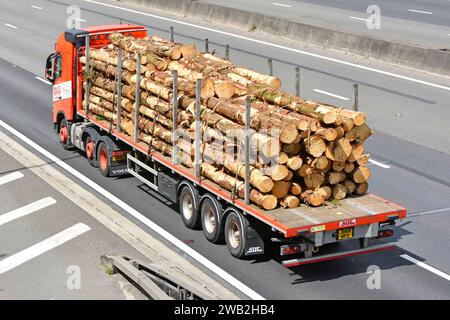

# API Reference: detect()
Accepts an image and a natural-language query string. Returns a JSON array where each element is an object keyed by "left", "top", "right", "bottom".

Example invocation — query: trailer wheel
[
  {"left": 179, "top": 185, "right": 200, "bottom": 229},
  {"left": 200, "top": 196, "right": 224, "bottom": 244},
  {"left": 97, "top": 142, "right": 110, "bottom": 177},
  {"left": 225, "top": 211, "right": 246, "bottom": 258},
  {"left": 85, "top": 135, "right": 97, "bottom": 167},
  {"left": 58, "top": 119, "right": 71, "bottom": 150}
]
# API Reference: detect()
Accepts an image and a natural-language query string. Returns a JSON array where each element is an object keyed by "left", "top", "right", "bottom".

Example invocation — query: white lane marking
[
  {"left": 400, "top": 254, "right": 450, "bottom": 281},
  {"left": 407, "top": 207, "right": 450, "bottom": 218},
  {"left": 272, "top": 3, "right": 292, "bottom": 7},
  {"left": 313, "top": 89, "right": 349, "bottom": 100},
  {"left": 368, "top": 159, "right": 391, "bottom": 169},
  {"left": 31, "top": 5, "right": 43, "bottom": 10},
  {"left": 348, "top": 16, "right": 369, "bottom": 22},
  {"left": 0, "top": 223, "right": 90, "bottom": 274},
  {"left": 0, "top": 197, "right": 57, "bottom": 226},
  {"left": 35, "top": 76, "right": 52, "bottom": 85},
  {"left": 75, "top": 18, "right": 87, "bottom": 22},
  {"left": 84, "top": 0, "right": 450, "bottom": 92},
  {"left": 0, "top": 120, "right": 264, "bottom": 300},
  {"left": 408, "top": 9, "right": 433, "bottom": 15},
  {"left": 4, "top": 24, "right": 18, "bottom": 29},
  {"left": 0, "top": 171, "right": 24, "bottom": 186}
]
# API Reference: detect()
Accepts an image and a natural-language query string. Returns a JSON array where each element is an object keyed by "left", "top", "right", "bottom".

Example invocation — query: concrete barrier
[{"left": 126, "top": 0, "right": 450, "bottom": 76}]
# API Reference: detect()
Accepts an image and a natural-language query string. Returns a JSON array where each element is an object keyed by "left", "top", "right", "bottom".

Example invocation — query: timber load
[{"left": 81, "top": 33, "right": 373, "bottom": 210}]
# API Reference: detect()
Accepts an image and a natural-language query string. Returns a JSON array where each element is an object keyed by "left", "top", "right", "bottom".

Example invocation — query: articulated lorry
[{"left": 45, "top": 24, "right": 406, "bottom": 266}]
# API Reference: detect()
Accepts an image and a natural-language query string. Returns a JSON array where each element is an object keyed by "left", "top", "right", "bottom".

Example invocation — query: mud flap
[{"left": 242, "top": 215, "right": 266, "bottom": 257}]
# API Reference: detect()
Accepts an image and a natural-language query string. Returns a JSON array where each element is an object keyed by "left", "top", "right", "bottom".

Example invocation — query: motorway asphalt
[
  {"left": 0, "top": 0, "right": 449, "bottom": 299},
  {"left": 0, "top": 142, "right": 148, "bottom": 299},
  {"left": 201, "top": 0, "right": 450, "bottom": 49}
]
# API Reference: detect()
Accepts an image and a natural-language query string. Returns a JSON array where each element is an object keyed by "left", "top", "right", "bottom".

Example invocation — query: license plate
[{"left": 337, "top": 227, "right": 354, "bottom": 240}]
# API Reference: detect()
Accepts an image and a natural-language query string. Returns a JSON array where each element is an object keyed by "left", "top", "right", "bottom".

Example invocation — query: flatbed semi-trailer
[{"left": 45, "top": 24, "right": 407, "bottom": 264}]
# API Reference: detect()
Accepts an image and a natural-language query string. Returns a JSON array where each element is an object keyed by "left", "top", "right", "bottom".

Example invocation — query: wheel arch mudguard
[
  {"left": 177, "top": 180, "right": 200, "bottom": 210},
  {"left": 223, "top": 207, "right": 266, "bottom": 257},
  {"left": 199, "top": 193, "right": 224, "bottom": 224}
]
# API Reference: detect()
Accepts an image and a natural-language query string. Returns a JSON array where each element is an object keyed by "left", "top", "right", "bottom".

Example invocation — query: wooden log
[
  {"left": 283, "top": 143, "right": 301, "bottom": 155},
  {"left": 332, "top": 161, "right": 346, "bottom": 172},
  {"left": 199, "top": 162, "right": 277, "bottom": 210},
  {"left": 290, "top": 183, "right": 302, "bottom": 196},
  {"left": 325, "top": 138, "right": 352, "bottom": 162},
  {"left": 88, "top": 48, "right": 137, "bottom": 72},
  {"left": 304, "top": 136, "right": 326, "bottom": 157},
  {"left": 332, "top": 183, "right": 347, "bottom": 200},
  {"left": 343, "top": 180, "right": 356, "bottom": 194},
  {"left": 327, "top": 171, "right": 346, "bottom": 185},
  {"left": 312, "top": 156, "right": 329, "bottom": 170},
  {"left": 304, "top": 171, "right": 325, "bottom": 189},
  {"left": 214, "top": 79, "right": 235, "bottom": 99},
  {"left": 282, "top": 170, "right": 294, "bottom": 182},
  {"left": 298, "top": 164, "right": 310, "bottom": 177},
  {"left": 280, "top": 195, "right": 300, "bottom": 208},
  {"left": 315, "top": 127, "right": 338, "bottom": 142},
  {"left": 347, "top": 143, "right": 364, "bottom": 162},
  {"left": 223, "top": 162, "right": 274, "bottom": 193},
  {"left": 356, "top": 154, "right": 369, "bottom": 166},
  {"left": 286, "top": 156, "right": 303, "bottom": 171},
  {"left": 301, "top": 190, "right": 325, "bottom": 206},
  {"left": 352, "top": 166, "right": 371, "bottom": 184},
  {"left": 346, "top": 123, "right": 372, "bottom": 143},
  {"left": 344, "top": 162, "right": 355, "bottom": 174},
  {"left": 263, "top": 164, "right": 290, "bottom": 181},
  {"left": 272, "top": 181, "right": 292, "bottom": 199},
  {"left": 142, "top": 70, "right": 215, "bottom": 99},
  {"left": 110, "top": 33, "right": 182, "bottom": 60},
  {"left": 249, "top": 84, "right": 337, "bottom": 124},
  {"left": 317, "top": 160, "right": 332, "bottom": 174},
  {"left": 278, "top": 152, "right": 289, "bottom": 165},
  {"left": 355, "top": 182, "right": 369, "bottom": 195},
  {"left": 316, "top": 186, "right": 332, "bottom": 200},
  {"left": 180, "top": 44, "right": 197, "bottom": 59},
  {"left": 342, "top": 117, "right": 355, "bottom": 132}
]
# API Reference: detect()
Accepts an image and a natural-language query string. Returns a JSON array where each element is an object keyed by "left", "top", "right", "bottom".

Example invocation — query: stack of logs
[{"left": 81, "top": 32, "right": 373, "bottom": 211}]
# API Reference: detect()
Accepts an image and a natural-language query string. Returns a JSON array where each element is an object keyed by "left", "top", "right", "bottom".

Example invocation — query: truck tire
[
  {"left": 200, "top": 196, "right": 224, "bottom": 244},
  {"left": 58, "top": 119, "right": 71, "bottom": 150},
  {"left": 97, "top": 142, "right": 110, "bottom": 177},
  {"left": 179, "top": 185, "right": 200, "bottom": 229},
  {"left": 224, "top": 210, "right": 246, "bottom": 258},
  {"left": 84, "top": 135, "right": 97, "bottom": 167}
]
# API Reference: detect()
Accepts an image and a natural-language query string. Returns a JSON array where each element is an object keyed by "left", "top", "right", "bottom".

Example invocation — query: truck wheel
[
  {"left": 201, "top": 197, "right": 224, "bottom": 244},
  {"left": 58, "top": 119, "right": 71, "bottom": 150},
  {"left": 179, "top": 185, "right": 200, "bottom": 229},
  {"left": 225, "top": 211, "right": 246, "bottom": 258},
  {"left": 97, "top": 142, "right": 110, "bottom": 177},
  {"left": 85, "top": 135, "right": 97, "bottom": 167}
]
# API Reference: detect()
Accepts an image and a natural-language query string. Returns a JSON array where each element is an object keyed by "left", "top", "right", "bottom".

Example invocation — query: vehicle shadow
[{"left": 250, "top": 222, "right": 416, "bottom": 283}]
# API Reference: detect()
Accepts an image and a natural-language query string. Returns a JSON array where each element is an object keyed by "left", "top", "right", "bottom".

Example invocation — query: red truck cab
[{"left": 45, "top": 25, "right": 147, "bottom": 142}]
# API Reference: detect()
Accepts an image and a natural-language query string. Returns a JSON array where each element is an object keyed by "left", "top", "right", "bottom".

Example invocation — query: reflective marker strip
[
  {"left": 0, "top": 171, "right": 24, "bottom": 186},
  {"left": 401, "top": 254, "right": 450, "bottom": 281},
  {"left": 0, "top": 197, "right": 56, "bottom": 226},
  {"left": 0, "top": 223, "right": 91, "bottom": 274}
]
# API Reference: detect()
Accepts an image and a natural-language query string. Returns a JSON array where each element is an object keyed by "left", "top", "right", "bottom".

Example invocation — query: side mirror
[{"left": 45, "top": 53, "right": 57, "bottom": 83}]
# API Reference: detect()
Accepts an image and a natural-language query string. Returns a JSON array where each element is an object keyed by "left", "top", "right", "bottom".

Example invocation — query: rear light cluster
[
  {"left": 377, "top": 229, "right": 394, "bottom": 239},
  {"left": 280, "top": 244, "right": 301, "bottom": 256},
  {"left": 111, "top": 150, "right": 128, "bottom": 162}
]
